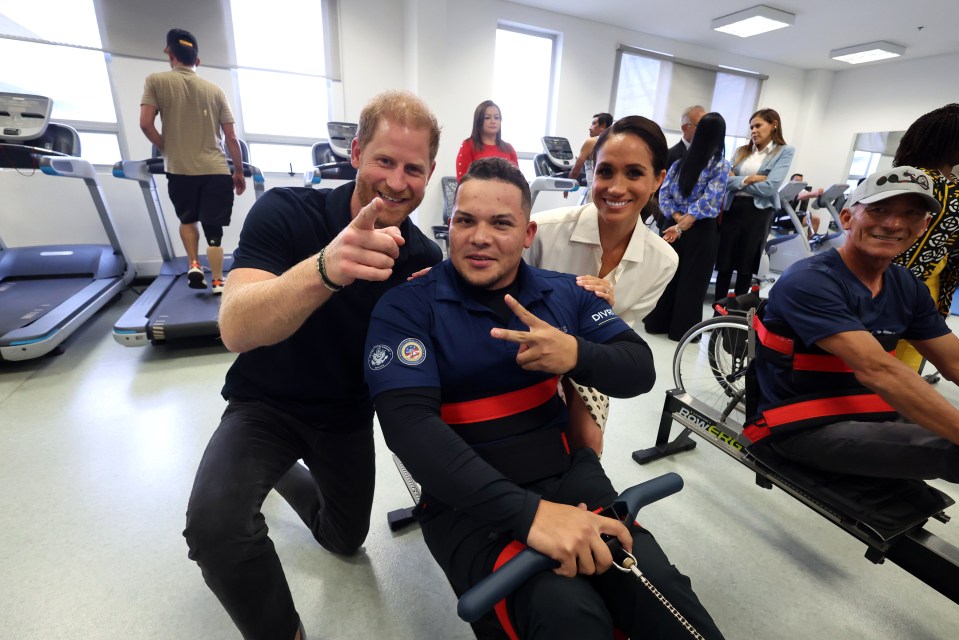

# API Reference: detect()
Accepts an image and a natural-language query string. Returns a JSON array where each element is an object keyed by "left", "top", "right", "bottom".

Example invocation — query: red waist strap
[
  {"left": 441, "top": 376, "right": 560, "bottom": 425},
  {"left": 753, "top": 314, "right": 895, "bottom": 371},
  {"left": 752, "top": 313, "right": 794, "bottom": 355},
  {"left": 744, "top": 393, "right": 896, "bottom": 443}
]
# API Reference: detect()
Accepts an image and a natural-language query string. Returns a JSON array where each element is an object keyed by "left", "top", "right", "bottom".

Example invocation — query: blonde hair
[{"left": 356, "top": 90, "right": 442, "bottom": 162}]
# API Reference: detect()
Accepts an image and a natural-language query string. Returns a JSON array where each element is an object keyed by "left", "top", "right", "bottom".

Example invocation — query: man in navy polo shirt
[
  {"left": 749, "top": 166, "right": 959, "bottom": 482},
  {"left": 366, "top": 157, "right": 725, "bottom": 639}
]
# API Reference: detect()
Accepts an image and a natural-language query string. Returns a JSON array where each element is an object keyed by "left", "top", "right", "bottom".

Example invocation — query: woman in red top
[{"left": 455, "top": 100, "right": 519, "bottom": 181}]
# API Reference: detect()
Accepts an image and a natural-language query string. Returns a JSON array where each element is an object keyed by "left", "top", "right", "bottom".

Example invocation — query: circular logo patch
[
  {"left": 368, "top": 344, "right": 393, "bottom": 370},
  {"left": 398, "top": 338, "right": 427, "bottom": 366}
]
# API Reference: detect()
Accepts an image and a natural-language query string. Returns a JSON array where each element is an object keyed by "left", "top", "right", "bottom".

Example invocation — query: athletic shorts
[{"left": 167, "top": 173, "right": 235, "bottom": 226}]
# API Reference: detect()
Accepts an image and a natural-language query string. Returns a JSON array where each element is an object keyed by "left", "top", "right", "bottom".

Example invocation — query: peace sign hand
[{"left": 490, "top": 294, "right": 579, "bottom": 374}]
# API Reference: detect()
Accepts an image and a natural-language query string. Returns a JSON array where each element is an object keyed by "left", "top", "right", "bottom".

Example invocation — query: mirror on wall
[{"left": 846, "top": 130, "right": 905, "bottom": 189}]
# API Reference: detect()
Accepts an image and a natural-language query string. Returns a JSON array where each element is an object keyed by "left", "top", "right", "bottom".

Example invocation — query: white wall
[
  {"left": 332, "top": 0, "right": 810, "bottom": 227},
  {"left": 790, "top": 50, "right": 959, "bottom": 192},
  {"left": 2, "top": 0, "right": 953, "bottom": 267}
]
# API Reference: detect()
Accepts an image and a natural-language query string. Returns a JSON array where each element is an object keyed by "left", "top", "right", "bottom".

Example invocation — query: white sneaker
[{"left": 187, "top": 262, "right": 207, "bottom": 289}]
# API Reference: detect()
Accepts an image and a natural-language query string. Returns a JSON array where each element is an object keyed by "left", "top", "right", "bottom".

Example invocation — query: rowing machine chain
[{"left": 612, "top": 550, "right": 706, "bottom": 640}]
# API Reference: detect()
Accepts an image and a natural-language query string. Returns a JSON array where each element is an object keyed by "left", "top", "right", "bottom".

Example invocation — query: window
[
  {"left": 0, "top": 1, "right": 119, "bottom": 163},
  {"left": 236, "top": 70, "right": 329, "bottom": 140},
  {"left": 0, "top": 0, "right": 101, "bottom": 48},
  {"left": 847, "top": 130, "right": 901, "bottom": 189},
  {"left": 712, "top": 72, "right": 762, "bottom": 137},
  {"left": 847, "top": 150, "right": 882, "bottom": 189},
  {"left": 247, "top": 143, "right": 315, "bottom": 176},
  {"left": 77, "top": 132, "right": 122, "bottom": 166},
  {"left": 0, "top": 39, "right": 116, "bottom": 124},
  {"left": 230, "top": 0, "right": 339, "bottom": 174},
  {"left": 612, "top": 46, "right": 765, "bottom": 138},
  {"left": 724, "top": 136, "right": 749, "bottom": 163},
  {"left": 493, "top": 26, "right": 558, "bottom": 155}
]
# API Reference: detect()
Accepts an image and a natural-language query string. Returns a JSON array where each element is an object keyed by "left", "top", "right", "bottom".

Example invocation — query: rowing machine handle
[{"left": 456, "top": 472, "right": 684, "bottom": 623}]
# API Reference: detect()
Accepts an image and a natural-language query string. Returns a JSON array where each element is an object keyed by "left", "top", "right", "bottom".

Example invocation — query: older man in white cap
[{"left": 745, "top": 166, "right": 959, "bottom": 482}]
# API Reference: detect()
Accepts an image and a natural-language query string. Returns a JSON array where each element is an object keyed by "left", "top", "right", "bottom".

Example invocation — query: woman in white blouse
[
  {"left": 715, "top": 108, "right": 794, "bottom": 300},
  {"left": 526, "top": 115, "right": 678, "bottom": 454}
]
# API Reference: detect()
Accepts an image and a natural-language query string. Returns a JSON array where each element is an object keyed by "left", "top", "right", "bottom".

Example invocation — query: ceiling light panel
[
  {"left": 712, "top": 5, "right": 795, "bottom": 38},
  {"left": 830, "top": 41, "right": 905, "bottom": 64}
]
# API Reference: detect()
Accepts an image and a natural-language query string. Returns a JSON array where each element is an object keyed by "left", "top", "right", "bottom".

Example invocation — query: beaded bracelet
[{"left": 316, "top": 247, "right": 344, "bottom": 292}]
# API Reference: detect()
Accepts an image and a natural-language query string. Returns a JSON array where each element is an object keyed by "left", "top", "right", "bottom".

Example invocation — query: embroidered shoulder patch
[
  {"left": 397, "top": 338, "right": 427, "bottom": 366},
  {"left": 368, "top": 344, "right": 393, "bottom": 370}
]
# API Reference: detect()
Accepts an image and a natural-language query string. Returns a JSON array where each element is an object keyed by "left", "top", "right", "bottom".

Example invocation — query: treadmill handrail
[
  {"left": 111, "top": 158, "right": 176, "bottom": 262},
  {"left": 5, "top": 152, "right": 129, "bottom": 257}
]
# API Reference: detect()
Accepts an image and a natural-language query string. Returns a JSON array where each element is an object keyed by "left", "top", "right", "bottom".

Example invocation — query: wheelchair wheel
[{"left": 672, "top": 316, "right": 750, "bottom": 417}]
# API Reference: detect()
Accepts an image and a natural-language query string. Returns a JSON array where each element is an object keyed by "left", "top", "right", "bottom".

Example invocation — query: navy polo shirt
[
  {"left": 365, "top": 259, "right": 630, "bottom": 406},
  {"left": 757, "top": 249, "right": 948, "bottom": 411}
]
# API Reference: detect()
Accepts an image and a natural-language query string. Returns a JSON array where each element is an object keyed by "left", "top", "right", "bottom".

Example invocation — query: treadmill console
[
  {"left": 820, "top": 183, "right": 849, "bottom": 202},
  {"left": 778, "top": 181, "right": 806, "bottom": 202},
  {"left": 818, "top": 183, "right": 850, "bottom": 212},
  {"left": 0, "top": 92, "right": 53, "bottom": 141},
  {"left": 541, "top": 136, "right": 575, "bottom": 168},
  {"left": 328, "top": 122, "right": 358, "bottom": 160}
]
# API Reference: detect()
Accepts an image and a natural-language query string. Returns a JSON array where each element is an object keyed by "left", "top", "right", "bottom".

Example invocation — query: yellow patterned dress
[{"left": 893, "top": 168, "right": 959, "bottom": 369}]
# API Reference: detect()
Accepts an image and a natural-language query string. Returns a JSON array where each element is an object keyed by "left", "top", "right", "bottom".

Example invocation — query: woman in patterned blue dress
[{"left": 644, "top": 112, "right": 730, "bottom": 340}]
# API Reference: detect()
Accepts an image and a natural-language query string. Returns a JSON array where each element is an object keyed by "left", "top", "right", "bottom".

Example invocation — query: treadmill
[
  {"left": 305, "top": 121, "right": 358, "bottom": 186},
  {"left": 816, "top": 183, "right": 851, "bottom": 233},
  {"left": 111, "top": 143, "right": 264, "bottom": 346},
  {"left": 534, "top": 136, "right": 588, "bottom": 205},
  {"left": 535, "top": 136, "right": 578, "bottom": 178},
  {"left": 0, "top": 93, "right": 134, "bottom": 361}
]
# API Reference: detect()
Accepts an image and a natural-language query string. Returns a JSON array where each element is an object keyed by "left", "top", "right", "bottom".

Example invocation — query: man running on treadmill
[
  {"left": 366, "top": 157, "right": 725, "bottom": 639},
  {"left": 140, "top": 28, "right": 246, "bottom": 294},
  {"left": 564, "top": 111, "right": 611, "bottom": 198},
  {"left": 748, "top": 166, "right": 959, "bottom": 482}
]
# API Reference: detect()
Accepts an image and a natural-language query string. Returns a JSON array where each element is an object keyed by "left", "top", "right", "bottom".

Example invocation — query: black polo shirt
[{"left": 221, "top": 182, "right": 442, "bottom": 422}]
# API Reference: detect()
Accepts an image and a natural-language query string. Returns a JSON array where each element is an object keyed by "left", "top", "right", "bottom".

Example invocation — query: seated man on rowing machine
[
  {"left": 365, "top": 158, "right": 725, "bottom": 639},
  {"left": 747, "top": 166, "right": 959, "bottom": 482}
]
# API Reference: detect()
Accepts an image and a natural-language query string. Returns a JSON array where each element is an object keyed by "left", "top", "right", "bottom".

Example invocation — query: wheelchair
[{"left": 633, "top": 294, "right": 959, "bottom": 604}]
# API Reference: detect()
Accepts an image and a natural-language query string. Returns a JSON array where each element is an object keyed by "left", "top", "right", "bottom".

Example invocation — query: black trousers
[
  {"left": 420, "top": 448, "right": 726, "bottom": 640},
  {"left": 645, "top": 217, "right": 720, "bottom": 341},
  {"left": 714, "top": 197, "right": 772, "bottom": 300},
  {"left": 770, "top": 418, "right": 959, "bottom": 482},
  {"left": 183, "top": 400, "right": 375, "bottom": 640}
]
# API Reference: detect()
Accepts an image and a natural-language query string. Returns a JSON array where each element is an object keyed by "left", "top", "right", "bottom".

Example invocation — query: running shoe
[
  {"left": 187, "top": 262, "right": 207, "bottom": 289},
  {"left": 211, "top": 278, "right": 225, "bottom": 294}
]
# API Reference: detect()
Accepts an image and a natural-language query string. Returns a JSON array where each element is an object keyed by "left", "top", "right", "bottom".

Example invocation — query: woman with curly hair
[{"left": 892, "top": 103, "right": 959, "bottom": 370}]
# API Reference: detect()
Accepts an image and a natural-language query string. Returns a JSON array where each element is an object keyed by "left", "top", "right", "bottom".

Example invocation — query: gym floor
[{"left": 1, "top": 289, "right": 957, "bottom": 639}]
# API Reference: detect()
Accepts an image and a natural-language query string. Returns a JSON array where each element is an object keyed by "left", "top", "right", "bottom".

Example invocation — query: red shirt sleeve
[{"left": 455, "top": 139, "right": 473, "bottom": 181}]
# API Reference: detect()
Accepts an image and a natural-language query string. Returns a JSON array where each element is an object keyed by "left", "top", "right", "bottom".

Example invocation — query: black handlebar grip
[{"left": 456, "top": 472, "right": 683, "bottom": 623}]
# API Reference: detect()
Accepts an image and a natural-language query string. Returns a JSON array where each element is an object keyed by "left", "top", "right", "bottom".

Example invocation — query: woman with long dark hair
[
  {"left": 454, "top": 100, "right": 519, "bottom": 181},
  {"left": 714, "top": 108, "right": 794, "bottom": 300},
  {"left": 892, "top": 103, "right": 959, "bottom": 370},
  {"left": 644, "top": 112, "right": 730, "bottom": 340},
  {"left": 527, "top": 116, "right": 679, "bottom": 454}
]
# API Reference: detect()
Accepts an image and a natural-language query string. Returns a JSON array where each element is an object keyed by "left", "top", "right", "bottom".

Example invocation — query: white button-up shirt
[
  {"left": 737, "top": 142, "right": 777, "bottom": 178},
  {"left": 525, "top": 204, "right": 678, "bottom": 328}
]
